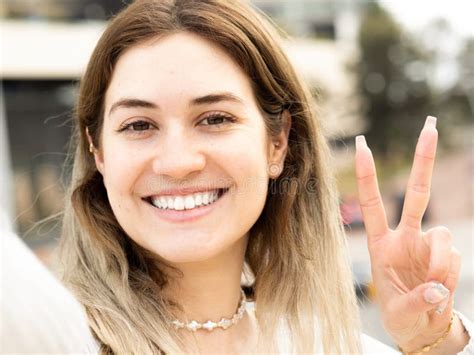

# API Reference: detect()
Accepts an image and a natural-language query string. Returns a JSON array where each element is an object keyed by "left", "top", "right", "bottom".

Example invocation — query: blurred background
[{"left": 1, "top": 0, "right": 472, "bottom": 348}]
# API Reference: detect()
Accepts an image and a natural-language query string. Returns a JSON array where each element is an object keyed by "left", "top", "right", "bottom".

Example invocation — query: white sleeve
[
  {"left": 1, "top": 221, "right": 100, "bottom": 354},
  {"left": 361, "top": 333, "right": 398, "bottom": 354},
  {"left": 453, "top": 310, "right": 474, "bottom": 355}
]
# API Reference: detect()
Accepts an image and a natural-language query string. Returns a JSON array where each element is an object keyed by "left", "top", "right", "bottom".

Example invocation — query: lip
[{"left": 144, "top": 188, "right": 229, "bottom": 223}]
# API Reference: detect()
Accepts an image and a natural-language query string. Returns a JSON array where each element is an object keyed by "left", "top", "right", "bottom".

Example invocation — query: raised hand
[{"left": 355, "top": 116, "right": 465, "bottom": 352}]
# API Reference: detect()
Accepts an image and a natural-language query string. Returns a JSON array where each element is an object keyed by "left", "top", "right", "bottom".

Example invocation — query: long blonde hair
[{"left": 59, "top": 0, "right": 361, "bottom": 353}]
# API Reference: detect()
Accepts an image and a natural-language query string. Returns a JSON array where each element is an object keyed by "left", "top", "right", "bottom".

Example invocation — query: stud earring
[{"left": 268, "top": 163, "right": 281, "bottom": 178}]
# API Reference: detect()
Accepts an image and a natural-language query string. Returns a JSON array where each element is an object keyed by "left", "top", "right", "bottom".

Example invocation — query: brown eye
[
  {"left": 200, "top": 113, "right": 235, "bottom": 126},
  {"left": 118, "top": 120, "right": 154, "bottom": 134},
  {"left": 130, "top": 121, "right": 150, "bottom": 131}
]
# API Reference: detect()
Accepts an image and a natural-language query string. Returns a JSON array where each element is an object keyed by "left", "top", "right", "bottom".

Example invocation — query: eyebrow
[
  {"left": 108, "top": 92, "right": 245, "bottom": 116},
  {"left": 108, "top": 98, "right": 156, "bottom": 116},
  {"left": 191, "top": 92, "right": 244, "bottom": 106}
]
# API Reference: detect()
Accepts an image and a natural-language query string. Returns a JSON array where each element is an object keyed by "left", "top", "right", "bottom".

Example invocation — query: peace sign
[{"left": 355, "top": 116, "right": 464, "bottom": 352}]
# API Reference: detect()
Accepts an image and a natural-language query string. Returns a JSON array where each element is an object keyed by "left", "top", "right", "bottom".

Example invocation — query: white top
[
  {"left": 246, "top": 302, "right": 473, "bottom": 354},
  {"left": 0, "top": 215, "right": 98, "bottom": 353},
  {"left": 1, "top": 218, "right": 473, "bottom": 354}
]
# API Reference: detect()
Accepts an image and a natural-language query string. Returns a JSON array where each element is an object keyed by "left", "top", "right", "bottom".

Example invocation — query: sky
[{"left": 380, "top": 0, "right": 474, "bottom": 38}]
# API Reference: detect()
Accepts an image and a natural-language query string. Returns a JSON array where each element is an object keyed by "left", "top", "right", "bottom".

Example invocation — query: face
[{"left": 93, "top": 32, "right": 289, "bottom": 264}]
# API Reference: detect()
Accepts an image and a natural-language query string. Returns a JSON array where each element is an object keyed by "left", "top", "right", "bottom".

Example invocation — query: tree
[{"left": 355, "top": 2, "right": 432, "bottom": 158}]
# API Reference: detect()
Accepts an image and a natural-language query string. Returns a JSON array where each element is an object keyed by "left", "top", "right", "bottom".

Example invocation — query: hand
[{"left": 355, "top": 116, "right": 462, "bottom": 351}]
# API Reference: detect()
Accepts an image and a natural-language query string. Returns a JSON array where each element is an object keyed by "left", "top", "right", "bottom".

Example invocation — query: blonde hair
[{"left": 59, "top": 0, "right": 361, "bottom": 353}]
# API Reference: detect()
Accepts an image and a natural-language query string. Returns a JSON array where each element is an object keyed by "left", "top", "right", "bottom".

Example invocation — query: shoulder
[{"left": 1, "top": 224, "right": 100, "bottom": 353}]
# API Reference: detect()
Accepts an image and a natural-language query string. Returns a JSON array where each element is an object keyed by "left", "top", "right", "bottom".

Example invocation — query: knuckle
[
  {"left": 367, "top": 231, "right": 386, "bottom": 242},
  {"left": 402, "top": 213, "right": 422, "bottom": 229},
  {"left": 408, "top": 292, "right": 421, "bottom": 310},
  {"left": 434, "top": 225, "right": 452, "bottom": 235},
  {"left": 410, "top": 182, "right": 430, "bottom": 194},
  {"left": 429, "top": 265, "right": 447, "bottom": 279},
  {"left": 415, "top": 152, "right": 435, "bottom": 162},
  {"left": 433, "top": 226, "right": 453, "bottom": 243},
  {"left": 357, "top": 173, "right": 376, "bottom": 182},
  {"left": 360, "top": 195, "right": 381, "bottom": 208}
]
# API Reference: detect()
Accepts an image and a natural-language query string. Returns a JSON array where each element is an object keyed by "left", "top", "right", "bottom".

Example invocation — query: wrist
[
  {"left": 427, "top": 314, "right": 469, "bottom": 355},
  {"left": 398, "top": 313, "right": 469, "bottom": 355}
]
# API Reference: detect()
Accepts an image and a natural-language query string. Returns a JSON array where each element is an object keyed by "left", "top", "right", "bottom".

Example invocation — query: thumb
[{"left": 394, "top": 282, "right": 450, "bottom": 315}]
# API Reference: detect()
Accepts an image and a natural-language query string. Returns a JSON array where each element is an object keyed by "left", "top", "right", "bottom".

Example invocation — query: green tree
[
  {"left": 355, "top": 2, "right": 432, "bottom": 158},
  {"left": 456, "top": 37, "right": 474, "bottom": 121}
]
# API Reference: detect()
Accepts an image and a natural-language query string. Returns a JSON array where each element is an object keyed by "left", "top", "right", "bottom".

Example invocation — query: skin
[
  {"left": 355, "top": 117, "right": 469, "bottom": 353},
  {"left": 91, "top": 32, "right": 289, "bottom": 352}
]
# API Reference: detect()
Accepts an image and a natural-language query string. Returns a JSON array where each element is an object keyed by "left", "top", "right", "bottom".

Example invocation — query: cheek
[
  {"left": 212, "top": 130, "right": 270, "bottom": 184},
  {"left": 101, "top": 141, "right": 145, "bottom": 214},
  {"left": 207, "top": 130, "right": 270, "bottom": 220}
]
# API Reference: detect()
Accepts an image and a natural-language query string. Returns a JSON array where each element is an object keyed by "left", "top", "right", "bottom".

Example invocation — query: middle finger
[{"left": 400, "top": 116, "right": 438, "bottom": 230}]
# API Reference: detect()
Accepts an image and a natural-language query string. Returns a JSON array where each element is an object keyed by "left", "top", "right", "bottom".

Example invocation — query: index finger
[{"left": 355, "top": 136, "right": 388, "bottom": 243}]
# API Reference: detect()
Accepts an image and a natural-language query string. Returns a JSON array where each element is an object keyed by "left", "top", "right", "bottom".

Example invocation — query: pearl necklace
[{"left": 171, "top": 289, "right": 247, "bottom": 332}]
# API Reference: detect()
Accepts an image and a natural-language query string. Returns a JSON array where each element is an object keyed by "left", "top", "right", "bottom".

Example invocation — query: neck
[
  {"left": 165, "top": 235, "right": 248, "bottom": 323},
  {"left": 163, "top": 235, "right": 258, "bottom": 352}
]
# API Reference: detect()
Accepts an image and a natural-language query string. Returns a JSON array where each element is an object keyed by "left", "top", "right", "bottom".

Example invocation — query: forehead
[{"left": 105, "top": 32, "right": 255, "bottom": 107}]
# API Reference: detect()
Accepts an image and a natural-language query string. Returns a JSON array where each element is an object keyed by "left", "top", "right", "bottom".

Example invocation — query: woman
[{"left": 59, "top": 0, "right": 472, "bottom": 353}]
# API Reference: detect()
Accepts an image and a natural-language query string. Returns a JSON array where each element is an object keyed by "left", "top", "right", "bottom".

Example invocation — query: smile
[{"left": 145, "top": 188, "right": 230, "bottom": 211}]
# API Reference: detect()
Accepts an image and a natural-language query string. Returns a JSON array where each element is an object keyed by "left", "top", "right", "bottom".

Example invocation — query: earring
[
  {"left": 89, "top": 142, "right": 94, "bottom": 153},
  {"left": 268, "top": 163, "right": 281, "bottom": 178}
]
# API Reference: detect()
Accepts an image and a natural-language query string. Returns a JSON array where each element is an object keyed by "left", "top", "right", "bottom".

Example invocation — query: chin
[
  {"left": 144, "top": 232, "right": 245, "bottom": 266},
  {"left": 154, "top": 246, "right": 223, "bottom": 265}
]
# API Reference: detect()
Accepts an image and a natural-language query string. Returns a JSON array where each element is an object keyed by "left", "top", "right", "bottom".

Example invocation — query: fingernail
[
  {"left": 424, "top": 116, "right": 437, "bottom": 129},
  {"left": 435, "top": 298, "right": 450, "bottom": 314},
  {"left": 424, "top": 283, "right": 449, "bottom": 304},
  {"left": 355, "top": 135, "right": 367, "bottom": 149}
]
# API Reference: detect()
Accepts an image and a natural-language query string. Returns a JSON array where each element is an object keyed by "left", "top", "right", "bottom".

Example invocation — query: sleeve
[
  {"left": 453, "top": 310, "right": 474, "bottom": 355},
  {"left": 1, "top": 222, "right": 100, "bottom": 354},
  {"left": 361, "top": 333, "right": 399, "bottom": 354}
]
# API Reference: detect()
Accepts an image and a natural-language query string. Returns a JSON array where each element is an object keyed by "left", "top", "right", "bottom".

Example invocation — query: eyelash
[
  {"left": 200, "top": 113, "right": 236, "bottom": 126},
  {"left": 117, "top": 113, "right": 236, "bottom": 135}
]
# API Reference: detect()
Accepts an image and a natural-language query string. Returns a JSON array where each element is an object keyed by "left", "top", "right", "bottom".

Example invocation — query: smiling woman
[
  {"left": 57, "top": 0, "right": 472, "bottom": 354},
  {"left": 92, "top": 31, "right": 283, "bottom": 270}
]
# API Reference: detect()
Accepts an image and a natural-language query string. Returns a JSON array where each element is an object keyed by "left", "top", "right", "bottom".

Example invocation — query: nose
[{"left": 151, "top": 126, "right": 206, "bottom": 180}]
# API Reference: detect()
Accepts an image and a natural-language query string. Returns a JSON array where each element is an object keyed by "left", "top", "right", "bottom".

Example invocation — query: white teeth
[
  {"left": 150, "top": 189, "right": 225, "bottom": 211},
  {"left": 194, "top": 194, "right": 203, "bottom": 206},
  {"left": 159, "top": 196, "right": 167, "bottom": 208},
  {"left": 174, "top": 196, "right": 184, "bottom": 211},
  {"left": 166, "top": 196, "right": 174, "bottom": 209},
  {"left": 184, "top": 195, "right": 195, "bottom": 209}
]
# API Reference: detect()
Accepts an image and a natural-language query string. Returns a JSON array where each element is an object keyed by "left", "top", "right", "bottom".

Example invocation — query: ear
[
  {"left": 85, "top": 127, "right": 105, "bottom": 175},
  {"left": 268, "top": 110, "right": 291, "bottom": 178}
]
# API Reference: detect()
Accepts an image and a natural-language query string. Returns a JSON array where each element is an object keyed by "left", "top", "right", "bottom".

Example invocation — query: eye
[
  {"left": 117, "top": 120, "right": 155, "bottom": 134},
  {"left": 199, "top": 113, "right": 236, "bottom": 126}
]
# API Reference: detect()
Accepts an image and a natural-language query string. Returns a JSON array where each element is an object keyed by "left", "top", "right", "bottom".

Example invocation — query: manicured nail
[
  {"left": 424, "top": 116, "right": 437, "bottom": 129},
  {"left": 355, "top": 135, "right": 367, "bottom": 149},
  {"left": 424, "top": 283, "right": 449, "bottom": 304},
  {"left": 435, "top": 298, "right": 450, "bottom": 314}
]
